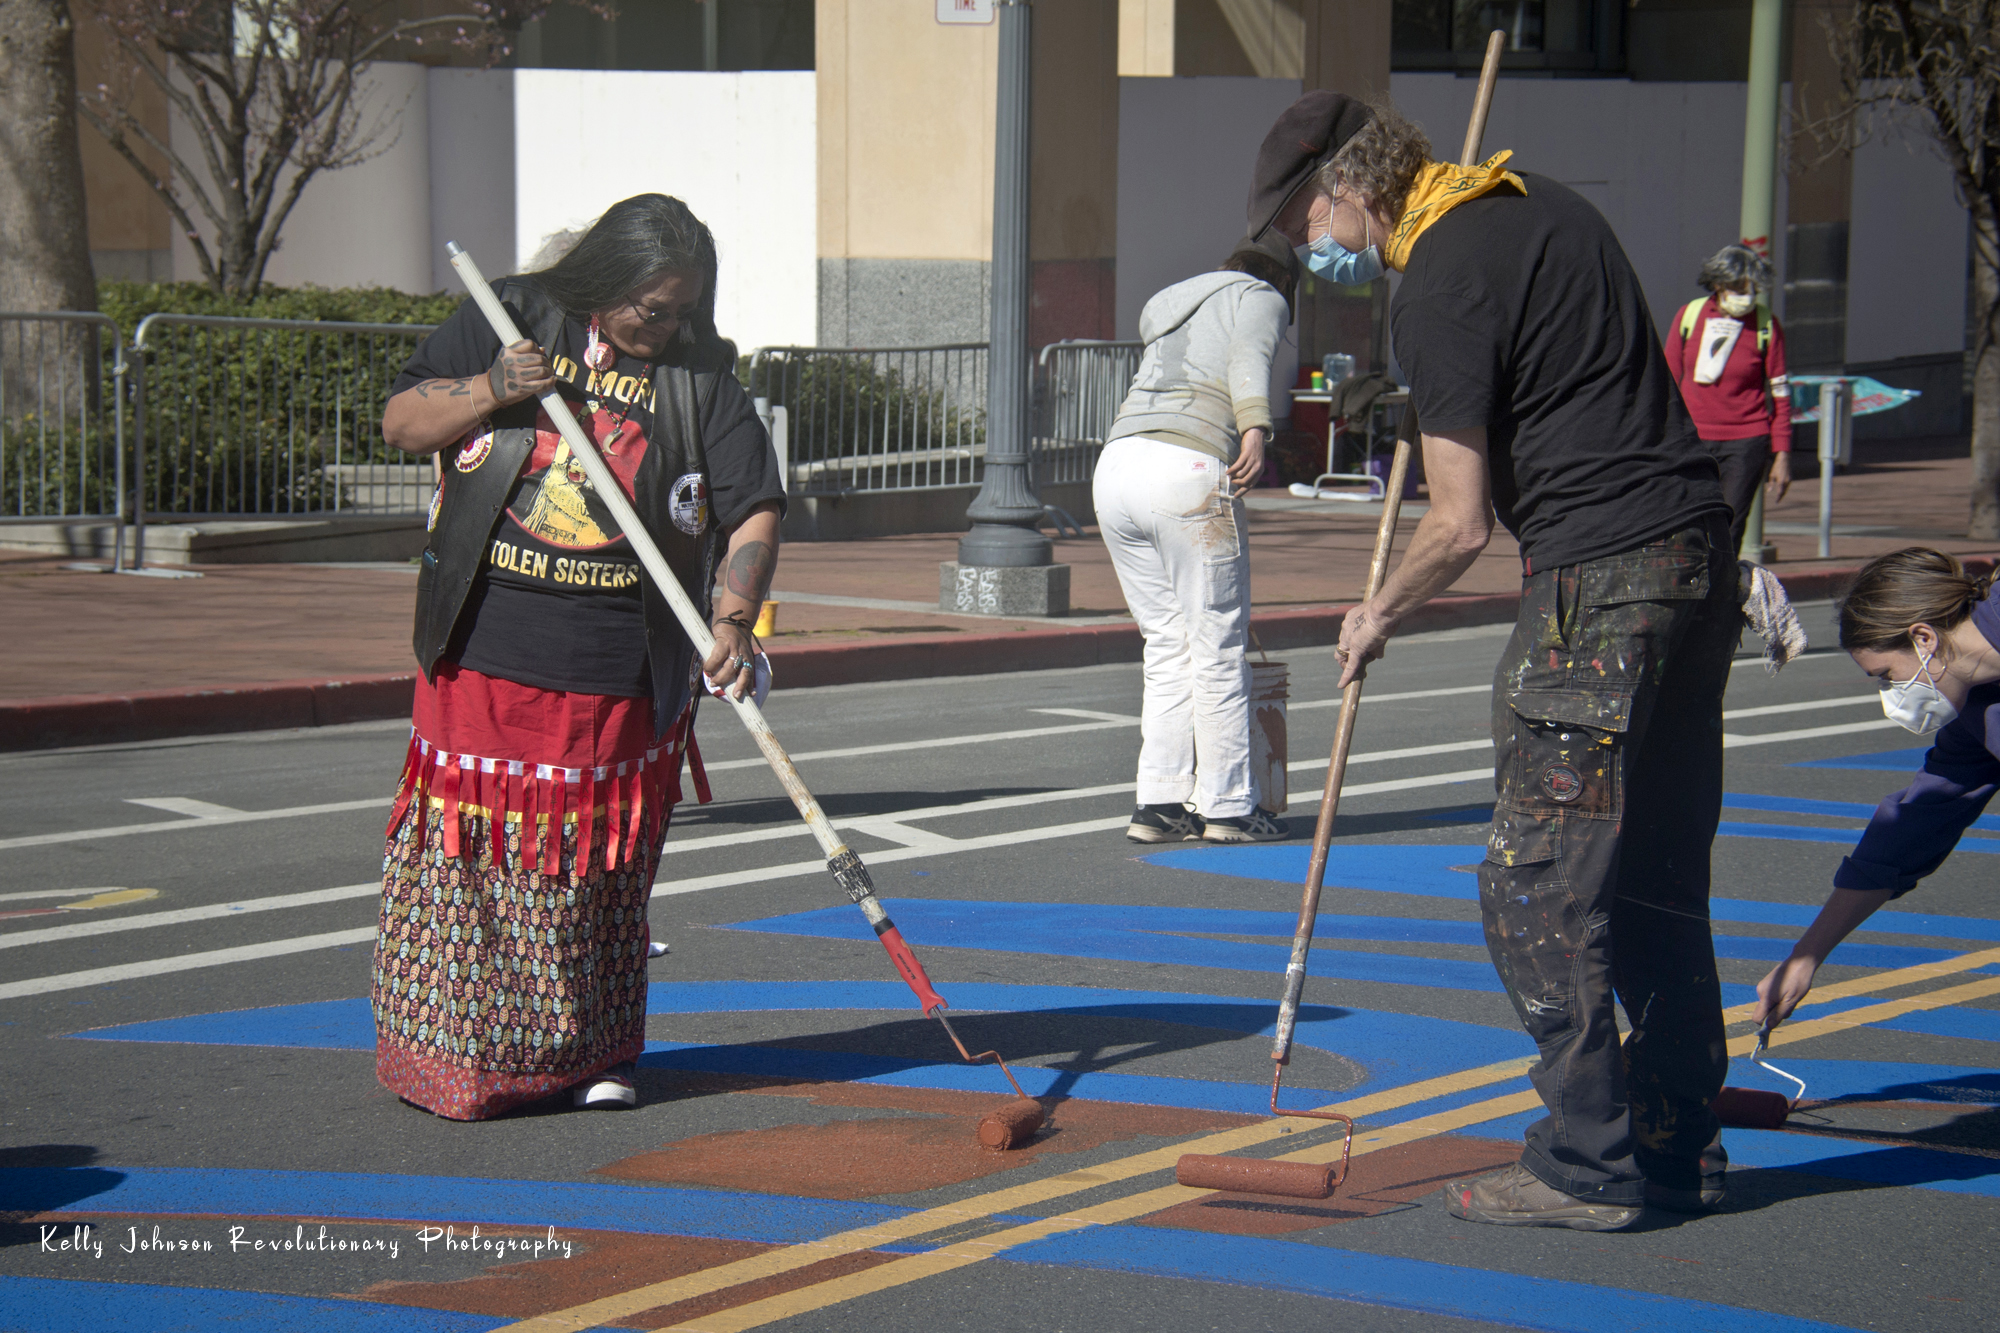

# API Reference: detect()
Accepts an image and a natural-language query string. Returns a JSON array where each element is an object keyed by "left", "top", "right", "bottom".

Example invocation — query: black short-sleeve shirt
[
  {"left": 394, "top": 286, "right": 784, "bottom": 697},
  {"left": 1391, "top": 174, "right": 1727, "bottom": 571}
]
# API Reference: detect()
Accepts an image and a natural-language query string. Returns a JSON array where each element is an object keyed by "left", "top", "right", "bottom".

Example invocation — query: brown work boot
[{"left": 1443, "top": 1163, "right": 1642, "bottom": 1231}]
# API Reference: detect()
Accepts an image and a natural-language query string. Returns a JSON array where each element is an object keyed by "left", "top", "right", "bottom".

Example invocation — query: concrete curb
[{"left": 3, "top": 558, "right": 1979, "bottom": 752}]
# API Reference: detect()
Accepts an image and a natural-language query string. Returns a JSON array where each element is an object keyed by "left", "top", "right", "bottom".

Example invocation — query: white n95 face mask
[{"left": 1880, "top": 647, "right": 1959, "bottom": 735}]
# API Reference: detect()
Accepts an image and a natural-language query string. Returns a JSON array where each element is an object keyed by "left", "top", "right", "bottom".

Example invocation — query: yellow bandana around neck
[{"left": 1384, "top": 150, "right": 1527, "bottom": 272}]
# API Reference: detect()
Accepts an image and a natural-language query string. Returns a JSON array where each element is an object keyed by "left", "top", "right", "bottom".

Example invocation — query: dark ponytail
[{"left": 1837, "top": 547, "right": 1993, "bottom": 651}]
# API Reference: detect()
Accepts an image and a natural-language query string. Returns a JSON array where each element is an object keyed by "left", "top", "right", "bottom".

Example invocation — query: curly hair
[
  {"left": 1697, "top": 244, "right": 1773, "bottom": 293},
  {"left": 1838, "top": 547, "right": 1995, "bottom": 651},
  {"left": 1313, "top": 101, "right": 1433, "bottom": 216}
]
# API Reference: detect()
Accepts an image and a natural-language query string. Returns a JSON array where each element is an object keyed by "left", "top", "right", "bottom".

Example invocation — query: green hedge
[
  {"left": 105, "top": 283, "right": 452, "bottom": 516},
  {"left": 97, "top": 281, "right": 460, "bottom": 332}
]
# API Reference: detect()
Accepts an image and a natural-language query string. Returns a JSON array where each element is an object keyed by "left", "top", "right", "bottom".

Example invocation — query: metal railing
[
  {"left": 0, "top": 312, "right": 127, "bottom": 553},
  {"left": 744, "top": 344, "right": 988, "bottom": 493},
  {"left": 3, "top": 315, "right": 1144, "bottom": 567},
  {"left": 1033, "top": 339, "right": 1141, "bottom": 487},
  {"left": 130, "top": 314, "right": 436, "bottom": 561},
  {"left": 741, "top": 339, "right": 1144, "bottom": 498}
]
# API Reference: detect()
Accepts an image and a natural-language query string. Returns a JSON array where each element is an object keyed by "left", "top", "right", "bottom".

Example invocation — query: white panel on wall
[
  {"left": 428, "top": 69, "right": 517, "bottom": 294},
  {"left": 172, "top": 62, "right": 435, "bottom": 292},
  {"left": 1116, "top": 76, "right": 1305, "bottom": 408},
  {"left": 512, "top": 70, "right": 817, "bottom": 354},
  {"left": 1387, "top": 74, "right": 1788, "bottom": 344},
  {"left": 1846, "top": 103, "right": 1967, "bottom": 363}
]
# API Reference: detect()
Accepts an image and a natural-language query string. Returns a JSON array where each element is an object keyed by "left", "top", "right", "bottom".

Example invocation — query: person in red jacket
[{"left": 1664, "top": 244, "right": 1793, "bottom": 555}]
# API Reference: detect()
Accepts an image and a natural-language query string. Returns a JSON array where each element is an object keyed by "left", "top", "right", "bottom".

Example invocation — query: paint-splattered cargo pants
[{"left": 1480, "top": 517, "right": 1739, "bottom": 1205}]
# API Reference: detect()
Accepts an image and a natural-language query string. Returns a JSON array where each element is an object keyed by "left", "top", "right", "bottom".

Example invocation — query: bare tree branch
[
  {"left": 1802, "top": 0, "right": 2000, "bottom": 535},
  {"left": 75, "top": 0, "right": 599, "bottom": 297}
]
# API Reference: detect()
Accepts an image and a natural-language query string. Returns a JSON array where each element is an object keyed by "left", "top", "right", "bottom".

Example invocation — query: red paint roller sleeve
[{"left": 1175, "top": 1154, "right": 1337, "bottom": 1200}]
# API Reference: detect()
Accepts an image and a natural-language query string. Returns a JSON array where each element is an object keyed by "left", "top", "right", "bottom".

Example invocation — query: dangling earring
[{"left": 584, "top": 315, "right": 614, "bottom": 371}]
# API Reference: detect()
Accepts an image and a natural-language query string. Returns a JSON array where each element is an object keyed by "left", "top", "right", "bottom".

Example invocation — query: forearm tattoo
[
  {"left": 724, "top": 540, "right": 776, "bottom": 603},
  {"left": 413, "top": 376, "right": 475, "bottom": 400}
]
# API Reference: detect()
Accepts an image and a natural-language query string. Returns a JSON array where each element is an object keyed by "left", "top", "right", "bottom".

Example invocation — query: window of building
[
  {"left": 1392, "top": 0, "right": 1626, "bottom": 74},
  {"left": 514, "top": 0, "right": 813, "bottom": 72}
]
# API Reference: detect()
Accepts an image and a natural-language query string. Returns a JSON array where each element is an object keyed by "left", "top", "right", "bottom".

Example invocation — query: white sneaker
[
  {"left": 1201, "top": 808, "right": 1289, "bottom": 843},
  {"left": 572, "top": 1061, "right": 638, "bottom": 1109}
]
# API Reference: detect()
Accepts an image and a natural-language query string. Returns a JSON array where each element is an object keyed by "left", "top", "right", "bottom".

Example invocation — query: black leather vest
[{"left": 412, "top": 280, "right": 729, "bottom": 740}]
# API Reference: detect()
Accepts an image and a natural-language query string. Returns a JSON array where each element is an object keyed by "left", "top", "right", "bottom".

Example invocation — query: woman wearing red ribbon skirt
[{"left": 374, "top": 195, "right": 784, "bottom": 1120}]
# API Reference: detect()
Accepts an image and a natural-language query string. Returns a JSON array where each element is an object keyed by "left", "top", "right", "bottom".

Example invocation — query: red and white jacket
[{"left": 1664, "top": 296, "right": 1793, "bottom": 454}]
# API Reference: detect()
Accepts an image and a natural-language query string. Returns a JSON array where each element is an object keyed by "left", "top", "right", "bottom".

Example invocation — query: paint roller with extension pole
[
  {"left": 1714, "top": 1025, "right": 1809, "bottom": 1129},
  {"left": 1175, "top": 30, "right": 1511, "bottom": 1203},
  {"left": 442, "top": 245, "right": 1044, "bottom": 1151}
]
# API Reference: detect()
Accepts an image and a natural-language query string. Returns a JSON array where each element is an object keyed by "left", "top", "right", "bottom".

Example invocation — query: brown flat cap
[{"left": 1246, "top": 91, "right": 1373, "bottom": 241}]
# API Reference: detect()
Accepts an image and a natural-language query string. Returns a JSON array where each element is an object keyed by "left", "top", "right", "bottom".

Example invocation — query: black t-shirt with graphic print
[{"left": 394, "top": 285, "right": 784, "bottom": 697}]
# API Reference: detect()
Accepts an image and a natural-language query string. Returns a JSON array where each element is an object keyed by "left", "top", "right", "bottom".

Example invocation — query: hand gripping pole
[{"left": 444, "top": 245, "right": 967, "bottom": 1044}]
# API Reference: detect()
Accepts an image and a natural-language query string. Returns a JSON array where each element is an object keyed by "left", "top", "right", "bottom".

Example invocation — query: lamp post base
[{"left": 941, "top": 561, "right": 1071, "bottom": 617}]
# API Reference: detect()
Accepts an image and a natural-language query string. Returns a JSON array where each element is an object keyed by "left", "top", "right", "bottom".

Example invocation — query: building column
[
  {"left": 1785, "top": 0, "right": 1853, "bottom": 371},
  {"left": 816, "top": 0, "right": 1117, "bottom": 352},
  {"left": 1299, "top": 0, "right": 1393, "bottom": 376}
]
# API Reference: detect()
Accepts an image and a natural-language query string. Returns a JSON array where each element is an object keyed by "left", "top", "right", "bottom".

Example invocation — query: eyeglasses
[{"left": 628, "top": 299, "right": 678, "bottom": 328}]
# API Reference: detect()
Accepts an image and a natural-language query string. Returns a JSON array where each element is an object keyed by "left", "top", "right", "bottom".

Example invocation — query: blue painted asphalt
[
  {"left": 5, "top": 1167, "right": 1880, "bottom": 1333},
  {"left": 69, "top": 981, "right": 1536, "bottom": 1115},
  {"left": 3, "top": 1166, "right": 922, "bottom": 1245},
  {"left": 1137, "top": 842, "right": 2000, "bottom": 961},
  {"left": 0, "top": 1278, "right": 528, "bottom": 1333},
  {"left": 727, "top": 896, "right": 1963, "bottom": 985},
  {"left": 1793, "top": 747, "right": 1931, "bottom": 772},
  {"left": 1010, "top": 1227, "right": 1870, "bottom": 1333},
  {"left": 1723, "top": 792, "right": 2000, "bottom": 835}
]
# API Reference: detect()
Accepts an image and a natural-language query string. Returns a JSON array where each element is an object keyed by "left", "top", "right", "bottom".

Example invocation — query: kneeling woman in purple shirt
[{"left": 1754, "top": 548, "right": 2000, "bottom": 1027}]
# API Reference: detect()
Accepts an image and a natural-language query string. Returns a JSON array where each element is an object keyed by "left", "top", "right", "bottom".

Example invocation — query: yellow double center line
[{"left": 497, "top": 944, "right": 2000, "bottom": 1333}]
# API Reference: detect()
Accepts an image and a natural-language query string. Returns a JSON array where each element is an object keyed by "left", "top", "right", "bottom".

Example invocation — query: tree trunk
[
  {"left": 1971, "top": 215, "right": 2000, "bottom": 539},
  {"left": 0, "top": 0, "right": 96, "bottom": 313}
]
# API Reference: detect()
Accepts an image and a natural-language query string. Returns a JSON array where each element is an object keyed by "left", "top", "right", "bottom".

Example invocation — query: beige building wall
[
  {"left": 72, "top": 17, "right": 172, "bottom": 283},
  {"left": 817, "top": 0, "right": 1118, "bottom": 348},
  {"left": 1118, "top": 0, "right": 1386, "bottom": 91}
]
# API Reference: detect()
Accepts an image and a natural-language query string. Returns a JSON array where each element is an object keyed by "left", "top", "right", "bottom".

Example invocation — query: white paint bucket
[{"left": 1250, "top": 661, "right": 1289, "bottom": 812}]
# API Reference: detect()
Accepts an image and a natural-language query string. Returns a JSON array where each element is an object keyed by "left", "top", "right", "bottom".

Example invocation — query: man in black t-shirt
[{"left": 1251, "top": 94, "right": 1739, "bottom": 1230}]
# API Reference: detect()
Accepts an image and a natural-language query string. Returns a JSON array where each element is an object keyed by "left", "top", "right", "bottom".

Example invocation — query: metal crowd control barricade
[
  {"left": 128, "top": 313, "right": 437, "bottom": 567},
  {"left": 0, "top": 311, "right": 128, "bottom": 567},
  {"left": 1032, "top": 339, "right": 1142, "bottom": 493},
  {"left": 743, "top": 344, "right": 988, "bottom": 494}
]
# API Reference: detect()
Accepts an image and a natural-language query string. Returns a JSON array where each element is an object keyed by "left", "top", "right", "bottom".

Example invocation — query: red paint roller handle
[{"left": 876, "top": 923, "right": 948, "bottom": 1016}]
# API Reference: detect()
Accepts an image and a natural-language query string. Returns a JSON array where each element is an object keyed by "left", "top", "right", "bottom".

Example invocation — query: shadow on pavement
[{"left": 0, "top": 1145, "right": 123, "bottom": 1248}]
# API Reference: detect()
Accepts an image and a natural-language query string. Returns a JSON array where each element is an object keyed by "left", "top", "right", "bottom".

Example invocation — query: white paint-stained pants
[{"left": 1093, "top": 436, "right": 1257, "bottom": 818}]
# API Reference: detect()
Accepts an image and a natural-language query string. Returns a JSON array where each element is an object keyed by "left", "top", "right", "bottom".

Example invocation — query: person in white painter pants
[{"left": 1096, "top": 237, "right": 1296, "bottom": 844}]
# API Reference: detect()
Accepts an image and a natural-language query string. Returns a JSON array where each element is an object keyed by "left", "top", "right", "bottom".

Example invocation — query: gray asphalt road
[{"left": 3, "top": 607, "right": 1996, "bottom": 1333}]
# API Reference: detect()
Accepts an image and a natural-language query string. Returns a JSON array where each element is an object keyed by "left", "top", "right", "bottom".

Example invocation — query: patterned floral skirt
[{"left": 371, "top": 664, "right": 700, "bottom": 1121}]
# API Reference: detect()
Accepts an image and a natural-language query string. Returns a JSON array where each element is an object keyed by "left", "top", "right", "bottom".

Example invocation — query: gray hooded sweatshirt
[{"left": 1105, "top": 271, "right": 1290, "bottom": 463}]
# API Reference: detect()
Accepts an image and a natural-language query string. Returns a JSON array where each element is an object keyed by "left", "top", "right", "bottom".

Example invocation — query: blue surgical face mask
[{"left": 1294, "top": 205, "right": 1385, "bottom": 287}]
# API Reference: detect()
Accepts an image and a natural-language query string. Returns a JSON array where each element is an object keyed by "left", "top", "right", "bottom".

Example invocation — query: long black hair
[{"left": 529, "top": 194, "right": 722, "bottom": 349}]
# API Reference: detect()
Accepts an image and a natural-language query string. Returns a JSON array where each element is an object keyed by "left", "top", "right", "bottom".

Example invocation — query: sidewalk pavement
[{"left": 2, "top": 452, "right": 1991, "bottom": 749}]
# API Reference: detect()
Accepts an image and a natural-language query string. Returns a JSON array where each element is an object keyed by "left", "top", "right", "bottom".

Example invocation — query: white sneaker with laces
[
  {"left": 1200, "top": 808, "right": 1288, "bottom": 843},
  {"left": 572, "top": 1061, "right": 638, "bottom": 1109}
]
